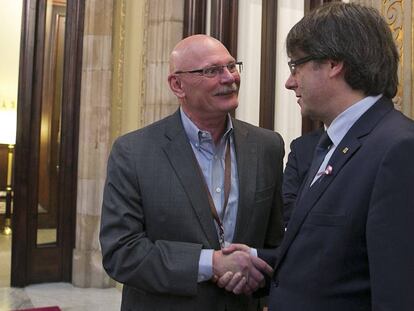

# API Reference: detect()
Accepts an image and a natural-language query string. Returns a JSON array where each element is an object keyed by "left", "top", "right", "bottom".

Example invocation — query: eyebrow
[{"left": 205, "top": 60, "right": 236, "bottom": 66}]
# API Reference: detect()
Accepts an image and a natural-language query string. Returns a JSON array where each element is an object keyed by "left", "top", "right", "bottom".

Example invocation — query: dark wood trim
[
  {"left": 59, "top": 0, "right": 84, "bottom": 281},
  {"left": 305, "top": 0, "right": 339, "bottom": 13},
  {"left": 11, "top": 0, "right": 84, "bottom": 286},
  {"left": 183, "top": 0, "right": 207, "bottom": 37},
  {"left": 27, "top": 0, "right": 48, "bottom": 283},
  {"left": 0, "top": 145, "right": 9, "bottom": 191},
  {"left": 210, "top": 0, "right": 238, "bottom": 58},
  {"left": 259, "top": 0, "right": 277, "bottom": 130},
  {"left": 305, "top": 0, "right": 320, "bottom": 13},
  {"left": 12, "top": 0, "right": 38, "bottom": 287}
]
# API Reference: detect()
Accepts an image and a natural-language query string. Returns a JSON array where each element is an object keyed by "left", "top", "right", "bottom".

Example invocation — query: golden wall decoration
[
  {"left": 382, "top": 0, "right": 404, "bottom": 112},
  {"left": 111, "top": 0, "right": 149, "bottom": 143},
  {"left": 353, "top": 0, "right": 413, "bottom": 119},
  {"left": 111, "top": 0, "right": 126, "bottom": 142}
]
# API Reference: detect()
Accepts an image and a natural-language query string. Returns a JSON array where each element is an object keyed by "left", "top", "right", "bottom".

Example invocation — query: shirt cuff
[
  {"left": 198, "top": 249, "right": 214, "bottom": 282},
  {"left": 250, "top": 247, "right": 257, "bottom": 257}
]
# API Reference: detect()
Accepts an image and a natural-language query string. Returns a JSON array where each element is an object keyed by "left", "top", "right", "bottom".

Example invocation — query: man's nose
[
  {"left": 220, "top": 66, "right": 236, "bottom": 83},
  {"left": 285, "top": 74, "right": 297, "bottom": 90}
]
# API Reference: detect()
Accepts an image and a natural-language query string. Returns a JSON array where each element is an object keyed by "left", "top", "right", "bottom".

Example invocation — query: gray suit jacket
[{"left": 100, "top": 110, "right": 285, "bottom": 311}]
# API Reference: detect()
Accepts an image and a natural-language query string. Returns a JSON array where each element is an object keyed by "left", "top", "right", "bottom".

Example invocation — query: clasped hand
[{"left": 212, "top": 244, "right": 273, "bottom": 295}]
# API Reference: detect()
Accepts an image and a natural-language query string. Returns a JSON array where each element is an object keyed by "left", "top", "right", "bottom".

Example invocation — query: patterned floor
[
  {"left": 0, "top": 232, "right": 121, "bottom": 310},
  {"left": 0, "top": 283, "right": 121, "bottom": 311}
]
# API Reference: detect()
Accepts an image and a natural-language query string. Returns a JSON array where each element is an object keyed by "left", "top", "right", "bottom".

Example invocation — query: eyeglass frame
[
  {"left": 288, "top": 56, "right": 324, "bottom": 75},
  {"left": 174, "top": 61, "right": 243, "bottom": 78}
]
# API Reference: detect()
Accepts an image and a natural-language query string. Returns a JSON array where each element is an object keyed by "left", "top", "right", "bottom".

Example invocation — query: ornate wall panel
[
  {"left": 143, "top": 0, "right": 184, "bottom": 126},
  {"left": 112, "top": 0, "right": 185, "bottom": 136},
  {"left": 382, "top": 0, "right": 405, "bottom": 112},
  {"left": 73, "top": 0, "right": 114, "bottom": 288},
  {"left": 352, "top": 0, "right": 413, "bottom": 119},
  {"left": 111, "top": 0, "right": 148, "bottom": 141},
  {"left": 111, "top": 0, "right": 126, "bottom": 141}
]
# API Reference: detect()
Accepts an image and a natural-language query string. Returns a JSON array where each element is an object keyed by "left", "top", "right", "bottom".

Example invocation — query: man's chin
[
  {"left": 226, "top": 102, "right": 238, "bottom": 113},
  {"left": 299, "top": 106, "right": 307, "bottom": 117},
  {"left": 219, "top": 99, "right": 238, "bottom": 112}
]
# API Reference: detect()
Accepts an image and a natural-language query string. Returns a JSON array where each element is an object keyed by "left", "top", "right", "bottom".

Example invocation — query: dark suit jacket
[
  {"left": 282, "top": 128, "right": 323, "bottom": 226},
  {"left": 268, "top": 97, "right": 414, "bottom": 311},
  {"left": 99, "top": 110, "right": 285, "bottom": 311}
]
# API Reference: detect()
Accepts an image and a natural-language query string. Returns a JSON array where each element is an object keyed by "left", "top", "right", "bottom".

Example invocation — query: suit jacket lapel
[
  {"left": 275, "top": 97, "right": 394, "bottom": 269},
  {"left": 276, "top": 137, "right": 361, "bottom": 269},
  {"left": 161, "top": 111, "right": 220, "bottom": 249},
  {"left": 232, "top": 120, "right": 258, "bottom": 242}
]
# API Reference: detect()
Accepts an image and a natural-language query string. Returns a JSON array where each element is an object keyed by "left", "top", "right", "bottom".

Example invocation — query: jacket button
[{"left": 272, "top": 279, "right": 279, "bottom": 287}]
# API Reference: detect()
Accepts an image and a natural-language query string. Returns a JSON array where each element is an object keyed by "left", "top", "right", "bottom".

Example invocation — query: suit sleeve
[
  {"left": 254, "top": 132, "right": 284, "bottom": 299},
  {"left": 99, "top": 137, "right": 202, "bottom": 296},
  {"left": 367, "top": 136, "right": 414, "bottom": 310},
  {"left": 282, "top": 139, "right": 301, "bottom": 227},
  {"left": 258, "top": 132, "right": 285, "bottom": 267}
]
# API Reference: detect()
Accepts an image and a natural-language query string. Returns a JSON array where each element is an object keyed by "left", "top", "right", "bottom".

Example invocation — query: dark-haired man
[
  {"left": 268, "top": 3, "right": 414, "bottom": 310},
  {"left": 221, "top": 3, "right": 414, "bottom": 311}
]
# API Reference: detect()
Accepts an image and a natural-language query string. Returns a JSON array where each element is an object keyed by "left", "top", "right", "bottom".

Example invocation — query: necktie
[{"left": 303, "top": 131, "right": 332, "bottom": 191}]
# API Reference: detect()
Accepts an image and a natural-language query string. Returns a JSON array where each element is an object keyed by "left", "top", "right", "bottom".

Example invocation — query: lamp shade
[{"left": 0, "top": 100, "right": 17, "bottom": 145}]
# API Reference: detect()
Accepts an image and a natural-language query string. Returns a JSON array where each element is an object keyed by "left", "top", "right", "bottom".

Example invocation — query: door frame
[{"left": 11, "top": 0, "right": 84, "bottom": 286}]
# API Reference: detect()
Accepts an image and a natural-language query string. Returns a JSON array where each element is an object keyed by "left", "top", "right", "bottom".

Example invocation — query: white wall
[
  {"left": 236, "top": 0, "right": 262, "bottom": 126},
  {"left": 0, "top": 0, "right": 22, "bottom": 144},
  {"left": 275, "top": 0, "right": 304, "bottom": 162},
  {"left": 0, "top": 0, "right": 23, "bottom": 103},
  {"left": 237, "top": 0, "right": 304, "bottom": 162}
]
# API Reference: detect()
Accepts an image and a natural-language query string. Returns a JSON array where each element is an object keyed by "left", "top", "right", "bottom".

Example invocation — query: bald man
[{"left": 100, "top": 35, "right": 285, "bottom": 311}]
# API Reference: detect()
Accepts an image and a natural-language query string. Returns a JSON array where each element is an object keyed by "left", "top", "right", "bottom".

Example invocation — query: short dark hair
[{"left": 286, "top": 3, "right": 399, "bottom": 98}]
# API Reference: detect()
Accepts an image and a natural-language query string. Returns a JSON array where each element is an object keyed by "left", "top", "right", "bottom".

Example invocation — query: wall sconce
[{"left": 0, "top": 99, "right": 17, "bottom": 235}]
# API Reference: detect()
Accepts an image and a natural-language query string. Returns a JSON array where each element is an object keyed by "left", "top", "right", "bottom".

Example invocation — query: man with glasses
[
  {"left": 221, "top": 3, "right": 414, "bottom": 311},
  {"left": 100, "top": 34, "right": 285, "bottom": 311}
]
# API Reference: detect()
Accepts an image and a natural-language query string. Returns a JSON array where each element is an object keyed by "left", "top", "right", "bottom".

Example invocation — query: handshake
[{"left": 212, "top": 243, "right": 273, "bottom": 295}]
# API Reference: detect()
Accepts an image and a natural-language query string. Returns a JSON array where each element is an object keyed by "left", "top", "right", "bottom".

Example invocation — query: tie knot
[{"left": 317, "top": 131, "right": 332, "bottom": 150}]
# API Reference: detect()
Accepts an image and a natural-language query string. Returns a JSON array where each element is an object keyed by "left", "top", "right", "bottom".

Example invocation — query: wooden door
[{"left": 11, "top": 0, "right": 84, "bottom": 286}]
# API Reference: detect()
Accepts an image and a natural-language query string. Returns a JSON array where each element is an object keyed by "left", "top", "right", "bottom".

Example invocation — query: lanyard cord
[{"left": 194, "top": 139, "right": 231, "bottom": 248}]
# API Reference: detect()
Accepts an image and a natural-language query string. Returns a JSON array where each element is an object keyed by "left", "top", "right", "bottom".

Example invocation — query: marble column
[
  {"left": 111, "top": 0, "right": 148, "bottom": 140},
  {"left": 72, "top": 0, "right": 114, "bottom": 288},
  {"left": 73, "top": 0, "right": 186, "bottom": 289},
  {"left": 143, "top": 0, "right": 184, "bottom": 126}
]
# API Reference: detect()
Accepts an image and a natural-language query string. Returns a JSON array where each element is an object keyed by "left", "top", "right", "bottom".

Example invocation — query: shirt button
[{"left": 215, "top": 187, "right": 221, "bottom": 193}]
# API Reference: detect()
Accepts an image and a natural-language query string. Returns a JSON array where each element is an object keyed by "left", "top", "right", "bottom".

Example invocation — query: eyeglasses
[
  {"left": 174, "top": 62, "right": 243, "bottom": 78},
  {"left": 288, "top": 56, "right": 321, "bottom": 75}
]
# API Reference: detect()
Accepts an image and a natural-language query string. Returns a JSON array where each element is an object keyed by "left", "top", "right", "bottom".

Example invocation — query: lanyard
[{"left": 194, "top": 139, "right": 231, "bottom": 249}]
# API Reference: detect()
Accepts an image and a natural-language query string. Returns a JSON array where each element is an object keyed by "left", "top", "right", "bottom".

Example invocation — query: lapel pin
[
  {"left": 342, "top": 147, "right": 349, "bottom": 154},
  {"left": 324, "top": 165, "right": 333, "bottom": 175},
  {"left": 317, "top": 165, "right": 333, "bottom": 177}
]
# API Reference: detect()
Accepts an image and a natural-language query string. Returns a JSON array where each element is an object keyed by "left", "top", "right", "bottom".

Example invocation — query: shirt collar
[
  {"left": 327, "top": 94, "right": 382, "bottom": 146},
  {"left": 180, "top": 107, "right": 233, "bottom": 147}
]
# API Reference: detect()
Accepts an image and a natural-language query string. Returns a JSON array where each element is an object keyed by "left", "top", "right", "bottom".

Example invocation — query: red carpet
[{"left": 13, "top": 307, "right": 61, "bottom": 311}]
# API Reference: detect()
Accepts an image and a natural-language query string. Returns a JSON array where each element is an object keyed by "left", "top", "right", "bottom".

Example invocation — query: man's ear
[
  {"left": 168, "top": 74, "right": 185, "bottom": 98},
  {"left": 328, "top": 59, "right": 345, "bottom": 78}
]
